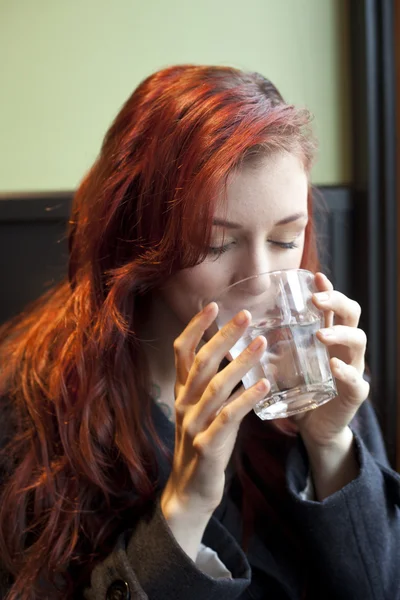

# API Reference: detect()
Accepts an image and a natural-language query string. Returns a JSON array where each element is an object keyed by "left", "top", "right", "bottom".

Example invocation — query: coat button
[{"left": 106, "top": 579, "right": 131, "bottom": 600}]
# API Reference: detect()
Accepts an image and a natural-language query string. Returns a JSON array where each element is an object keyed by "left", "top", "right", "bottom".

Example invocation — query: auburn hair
[{"left": 0, "top": 65, "right": 318, "bottom": 599}]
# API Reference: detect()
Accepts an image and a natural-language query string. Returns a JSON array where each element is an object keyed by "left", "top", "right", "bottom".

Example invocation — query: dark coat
[{"left": 1, "top": 399, "right": 399, "bottom": 599}]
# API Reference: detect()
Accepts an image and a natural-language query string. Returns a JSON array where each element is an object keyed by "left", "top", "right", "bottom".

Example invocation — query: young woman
[{"left": 0, "top": 65, "right": 398, "bottom": 600}]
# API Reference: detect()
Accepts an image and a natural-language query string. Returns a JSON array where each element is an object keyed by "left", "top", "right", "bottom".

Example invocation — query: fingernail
[
  {"left": 320, "top": 327, "right": 335, "bottom": 337},
  {"left": 256, "top": 379, "right": 268, "bottom": 392},
  {"left": 204, "top": 302, "right": 217, "bottom": 315},
  {"left": 315, "top": 292, "right": 329, "bottom": 302},
  {"left": 235, "top": 310, "right": 250, "bottom": 326},
  {"left": 249, "top": 336, "right": 265, "bottom": 352},
  {"left": 332, "top": 357, "right": 344, "bottom": 371}
]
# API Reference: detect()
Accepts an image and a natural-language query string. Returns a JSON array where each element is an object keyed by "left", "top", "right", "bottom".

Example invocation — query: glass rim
[{"left": 211, "top": 268, "right": 314, "bottom": 303}]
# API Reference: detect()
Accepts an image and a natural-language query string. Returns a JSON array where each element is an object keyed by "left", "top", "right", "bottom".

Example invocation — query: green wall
[{"left": 0, "top": 0, "right": 351, "bottom": 191}]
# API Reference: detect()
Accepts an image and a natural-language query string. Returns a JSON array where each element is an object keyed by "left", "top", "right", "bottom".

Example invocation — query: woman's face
[{"left": 160, "top": 151, "right": 309, "bottom": 327}]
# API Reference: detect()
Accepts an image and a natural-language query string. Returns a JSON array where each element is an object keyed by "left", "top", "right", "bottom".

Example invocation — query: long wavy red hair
[{"left": 0, "top": 65, "right": 318, "bottom": 599}]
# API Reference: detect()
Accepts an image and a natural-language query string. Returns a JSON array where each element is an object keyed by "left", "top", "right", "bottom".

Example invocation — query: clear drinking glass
[{"left": 213, "top": 269, "right": 337, "bottom": 419}]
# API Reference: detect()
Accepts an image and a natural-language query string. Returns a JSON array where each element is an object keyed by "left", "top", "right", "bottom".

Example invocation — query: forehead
[{"left": 217, "top": 151, "right": 308, "bottom": 226}]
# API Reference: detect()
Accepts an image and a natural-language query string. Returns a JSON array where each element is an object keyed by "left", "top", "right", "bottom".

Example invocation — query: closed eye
[
  {"left": 268, "top": 240, "right": 299, "bottom": 250},
  {"left": 207, "top": 243, "right": 235, "bottom": 256},
  {"left": 208, "top": 239, "right": 299, "bottom": 256}
]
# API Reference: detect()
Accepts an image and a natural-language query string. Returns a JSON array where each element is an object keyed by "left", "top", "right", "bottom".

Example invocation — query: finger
[
  {"left": 190, "top": 335, "right": 267, "bottom": 428},
  {"left": 174, "top": 302, "right": 219, "bottom": 387},
  {"left": 317, "top": 325, "right": 367, "bottom": 361},
  {"left": 313, "top": 290, "right": 362, "bottom": 327},
  {"left": 192, "top": 379, "right": 270, "bottom": 456},
  {"left": 182, "top": 309, "right": 252, "bottom": 402},
  {"left": 314, "top": 273, "right": 334, "bottom": 327},
  {"left": 314, "top": 272, "right": 334, "bottom": 292},
  {"left": 331, "top": 358, "right": 370, "bottom": 406}
]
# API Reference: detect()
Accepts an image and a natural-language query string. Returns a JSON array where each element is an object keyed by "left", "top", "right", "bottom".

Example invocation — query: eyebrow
[{"left": 212, "top": 212, "right": 308, "bottom": 229}]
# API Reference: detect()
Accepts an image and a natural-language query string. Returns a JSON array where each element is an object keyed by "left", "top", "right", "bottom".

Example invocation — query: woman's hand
[
  {"left": 293, "top": 272, "right": 370, "bottom": 499},
  {"left": 161, "top": 303, "right": 269, "bottom": 559},
  {"left": 293, "top": 272, "right": 370, "bottom": 446}
]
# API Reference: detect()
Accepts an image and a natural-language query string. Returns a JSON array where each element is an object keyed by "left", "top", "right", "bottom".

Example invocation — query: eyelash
[
  {"left": 271, "top": 240, "right": 299, "bottom": 250},
  {"left": 207, "top": 240, "right": 299, "bottom": 256}
]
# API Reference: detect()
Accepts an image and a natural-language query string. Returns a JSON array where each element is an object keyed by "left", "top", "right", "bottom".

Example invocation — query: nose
[
  {"left": 233, "top": 244, "right": 272, "bottom": 295},
  {"left": 235, "top": 272, "right": 272, "bottom": 298}
]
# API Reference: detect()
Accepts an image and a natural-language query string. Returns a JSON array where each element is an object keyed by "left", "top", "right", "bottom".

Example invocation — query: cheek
[
  {"left": 297, "top": 234, "right": 307, "bottom": 267},
  {"left": 160, "top": 263, "right": 230, "bottom": 326},
  {"left": 292, "top": 244, "right": 305, "bottom": 268},
  {"left": 270, "top": 253, "right": 302, "bottom": 274},
  {"left": 272, "top": 237, "right": 305, "bottom": 272}
]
